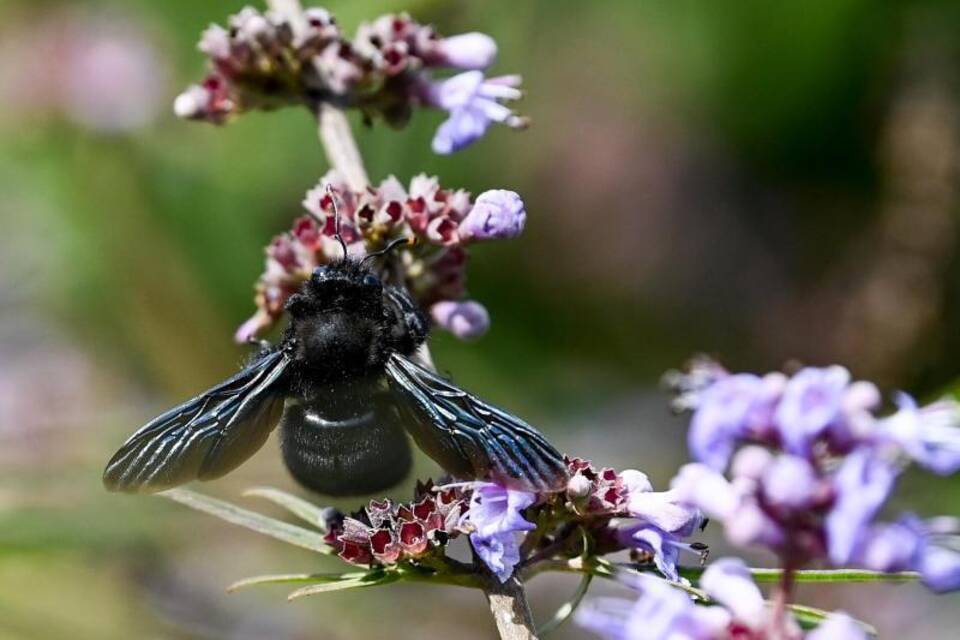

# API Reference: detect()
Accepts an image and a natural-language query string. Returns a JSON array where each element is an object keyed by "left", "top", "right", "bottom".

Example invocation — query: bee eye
[
  {"left": 362, "top": 273, "right": 380, "bottom": 287},
  {"left": 312, "top": 266, "right": 328, "bottom": 280}
]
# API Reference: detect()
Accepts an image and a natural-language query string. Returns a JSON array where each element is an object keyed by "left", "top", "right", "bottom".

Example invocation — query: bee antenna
[
  {"left": 361, "top": 236, "right": 411, "bottom": 266},
  {"left": 325, "top": 183, "right": 349, "bottom": 261}
]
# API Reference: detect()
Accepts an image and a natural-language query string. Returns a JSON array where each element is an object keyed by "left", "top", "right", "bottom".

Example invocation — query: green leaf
[
  {"left": 676, "top": 566, "right": 920, "bottom": 584},
  {"left": 160, "top": 488, "right": 333, "bottom": 554},
  {"left": 789, "top": 603, "right": 877, "bottom": 636},
  {"left": 227, "top": 572, "right": 361, "bottom": 592},
  {"left": 242, "top": 486, "right": 334, "bottom": 532},
  {"left": 537, "top": 573, "right": 592, "bottom": 636},
  {"left": 287, "top": 570, "right": 400, "bottom": 600}
]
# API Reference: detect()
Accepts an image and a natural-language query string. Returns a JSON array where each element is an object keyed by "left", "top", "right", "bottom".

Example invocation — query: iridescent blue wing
[
  {"left": 103, "top": 349, "right": 291, "bottom": 493},
  {"left": 385, "top": 353, "right": 567, "bottom": 492}
]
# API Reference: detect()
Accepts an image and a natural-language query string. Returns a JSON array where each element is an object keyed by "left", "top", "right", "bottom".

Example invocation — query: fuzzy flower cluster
[
  {"left": 319, "top": 463, "right": 705, "bottom": 585},
  {"left": 175, "top": 6, "right": 525, "bottom": 153},
  {"left": 325, "top": 481, "right": 466, "bottom": 566},
  {"left": 236, "top": 170, "right": 526, "bottom": 343},
  {"left": 577, "top": 558, "right": 867, "bottom": 640},
  {"left": 666, "top": 360, "right": 960, "bottom": 592}
]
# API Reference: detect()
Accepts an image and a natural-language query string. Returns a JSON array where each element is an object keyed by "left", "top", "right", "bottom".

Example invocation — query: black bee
[{"left": 103, "top": 235, "right": 567, "bottom": 496}]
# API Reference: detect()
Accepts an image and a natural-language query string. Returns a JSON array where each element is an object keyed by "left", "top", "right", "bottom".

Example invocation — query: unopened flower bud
[
  {"left": 460, "top": 190, "right": 526, "bottom": 240},
  {"left": 566, "top": 473, "right": 592, "bottom": 498},
  {"left": 433, "top": 33, "right": 497, "bottom": 70},
  {"left": 430, "top": 300, "right": 490, "bottom": 340}
]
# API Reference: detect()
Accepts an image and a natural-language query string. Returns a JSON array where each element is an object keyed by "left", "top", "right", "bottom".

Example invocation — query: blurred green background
[{"left": 2, "top": 0, "right": 960, "bottom": 638}]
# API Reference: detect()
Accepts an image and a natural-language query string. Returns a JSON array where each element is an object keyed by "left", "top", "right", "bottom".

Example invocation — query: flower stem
[
  {"left": 267, "top": 0, "right": 370, "bottom": 191},
  {"left": 315, "top": 104, "right": 370, "bottom": 191},
  {"left": 771, "top": 564, "right": 796, "bottom": 639},
  {"left": 482, "top": 574, "right": 540, "bottom": 640}
]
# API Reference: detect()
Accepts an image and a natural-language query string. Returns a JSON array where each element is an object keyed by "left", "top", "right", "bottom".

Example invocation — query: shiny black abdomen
[{"left": 278, "top": 377, "right": 412, "bottom": 496}]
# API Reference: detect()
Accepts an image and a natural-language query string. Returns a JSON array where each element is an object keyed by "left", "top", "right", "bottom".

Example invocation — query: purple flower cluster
[
  {"left": 236, "top": 170, "right": 526, "bottom": 342},
  {"left": 176, "top": 6, "right": 525, "bottom": 153},
  {"left": 576, "top": 557, "right": 866, "bottom": 640},
  {"left": 325, "top": 483, "right": 466, "bottom": 566},
  {"left": 668, "top": 360, "right": 960, "bottom": 591},
  {"left": 459, "top": 460, "right": 705, "bottom": 584},
  {"left": 563, "top": 458, "right": 705, "bottom": 582}
]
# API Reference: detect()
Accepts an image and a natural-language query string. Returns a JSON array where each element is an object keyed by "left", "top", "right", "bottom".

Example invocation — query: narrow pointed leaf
[
  {"left": 287, "top": 571, "right": 400, "bottom": 600},
  {"left": 243, "top": 486, "right": 335, "bottom": 532},
  {"left": 160, "top": 488, "right": 333, "bottom": 554},
  {"left": 228, "top": 572, "right": 364, "bottom": 592}
]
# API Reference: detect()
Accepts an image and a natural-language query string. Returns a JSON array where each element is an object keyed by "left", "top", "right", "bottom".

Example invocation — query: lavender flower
[
  {"left": 431, "top": 300, "right": 490, "bottom": 340},
  {"left": 464, "top": 482, "right": 536, "bottom": 582},
  {"left": 577, "top": 557, "right": 868, "bottom": 640},
  {"left": 824, "top": 448, "right": 897, "bottom": 565},
  {"left": 424, "top": 72, "right": 527, "bottom": 154},
  {"left": 774, "top": 366, "right": 850, "bottom": 455},
  {"left": 465, "top": 482, "right": 537, "bottom": 537},
  {"left": 459, "top": 190, "right": 527, "bottom": 240},
  {"left": 470, "top": 531, "right": 523, "bottom": 583},
  {"left": 855, "top": 515, "right": 960, "bottom": 593},
  {"left": 669, "top": 359, "right": 960, "bottom": 592},
  {"left": 877, "top": 393, "right": 960, "bottom": 475}
]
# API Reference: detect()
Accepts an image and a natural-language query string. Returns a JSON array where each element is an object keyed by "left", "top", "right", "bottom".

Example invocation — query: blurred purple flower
[
  {"left": 575, "top": 558, "right": 788, "bottom": 639},
  {"left": 856, "top": 515, "right": 960, "bottom": 593},
  {"left": 459, "top": 189, "right": 526, "bottom": 241},
  {"left": 688, "top": 373, "right": 774, "bottom": 471},
  {"left": 576, "top": 571, "right": 730, "bottom": 640},
  {"left": 806, "top": 614, "right": 868, "bottom": 640},
  {"left": 430, "top": 300, "right": 490, "bottom": 340},
  {"left": 671, "top": 462, "right": 785, "bottom": 550},
  {"left": 774, "top": 366, "right": 850, "bottom": 455},
  {"left": 877, "top": 393, "right": 960, "bottom": 475},
  {"left": 760, "top": 454, "right": 821, "bottom": 511},
  {"left": 825, "top": 448, "right": 897, "bottom": 565},
  {"left": 616, "top": 524, "right": 700, "bottom": 582},
  {"left": 424, "top": 71, "right": 526, "bottom": 154}
]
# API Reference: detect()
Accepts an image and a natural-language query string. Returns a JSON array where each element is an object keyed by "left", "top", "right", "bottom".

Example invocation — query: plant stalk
[{"left": 482, "top": 575, "right": 540, "bottom": 640}]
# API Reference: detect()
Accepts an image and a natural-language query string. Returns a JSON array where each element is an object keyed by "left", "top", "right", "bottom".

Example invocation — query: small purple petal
[
  {"left": 466, "top": 482, "right": 536, "bottom": 538},
  {"left": 761, "top": 454, "right": 820, "bottom": 510},
  {"left": 878, "top": 393, "right": 960, "bottom": 475},
  {"left": 700, "top": 558, "right": 765, "bottom": 630},
  {"left": 459, "top": 190, "right": 526, "bottom": 241},
  {"left": 433, "top": 33, "right": 497, "bottom": 70},
  {"left": 807, "top": 613, "right": 868, "bottom": 640},
  {"left": 826, "top": 448, "right": 897, "bottom": 565},
  {"left": 430, "top": 300, "right": 490, "bottom": 340},
  {"left": 688, "top": 374, "right": 764, "bottom": 470},
  {"left": 919, "top": 544, "right": 960, "bottom": 593},
  {"left": 774, "top": 366, "right": 850, "bottom": 455},
  {"left": 469, "top": 531, "right": 521, "bottom": 583},
  {"left": 626, "top": 489, "right": 702, "bottom": 535}
]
